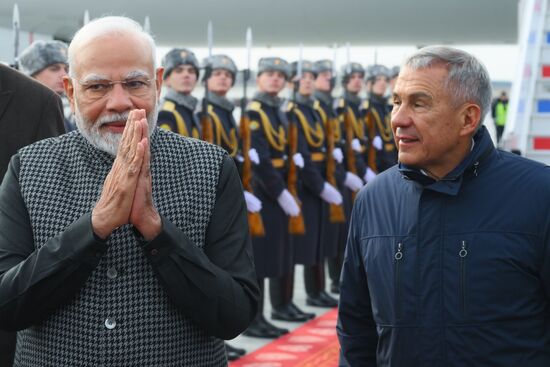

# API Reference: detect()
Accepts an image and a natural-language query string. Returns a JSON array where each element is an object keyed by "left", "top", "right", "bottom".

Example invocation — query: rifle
[
  {"left": 201, "top": 21, "right": 214, "bottom": 143},
  {"left": 287, "top": 48, "right": 305, "bottom": 235},
  {"left": 11, "top": 4, "right": 20, "bottom": 69},
  {"left": 325, "top": 49, "right": 345, "bottom": 223},
  {"left": 325, "top": 112, "right": 345, "bottom": 223},
  {"left": 240, "top": 28, "right": 265, "bottom": 237}
]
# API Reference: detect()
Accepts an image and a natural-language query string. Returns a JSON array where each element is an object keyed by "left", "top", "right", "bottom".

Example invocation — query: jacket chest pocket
[
  {"left": 444, "top": 232, "right": 543, "bottom": 323},
  {"left": 361, "top": 235, "right": 417, "bottom": 325}
]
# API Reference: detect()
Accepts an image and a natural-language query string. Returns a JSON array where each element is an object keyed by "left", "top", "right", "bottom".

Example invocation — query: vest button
[
  {"left": 150, "top": 248, "right": 159, "bottom": 256},
  {"left": 107, "top": 267, "right": 118, "bottom": 279},
  {"left": 105, "top": 318, "right": 116, "bottom": 330}
]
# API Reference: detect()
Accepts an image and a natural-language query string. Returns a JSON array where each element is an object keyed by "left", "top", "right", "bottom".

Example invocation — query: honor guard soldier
[
  {"left": 336, "top": 62, "right": 376, "bottom": 184},
  {"left": 286, "top": 60, "right": 343, "bottom": 309},
  {"left": 18, "top": 40, "right": 74, "bottom": 132},
  {"left": 201, "top": 55, "right": 241, "bottom": 155},
  {"left": 157, "top": 48, "right": 201, "bottom": 138},
  {"left": 365, "top": 64, "right": 397, "bottom": 172},
  {"left": 243, "top": 57, "right": 299, "bottom": 338},
  {"left": 313, "top": 60, "right": 363, "bottom": 294},
  {"left": 201, "top": 53, "right": 260, "bottom": 360}
]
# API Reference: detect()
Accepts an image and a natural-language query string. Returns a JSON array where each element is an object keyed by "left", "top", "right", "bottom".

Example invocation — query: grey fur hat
[
  {"left": 365, "top": 64, "right": 391, "bottom": 81},
  {"left": 161, "top": 48, "right": 200, "bottom": 80},
  {"left": 18, "top": 40, "right": 68, "bottom": 76},
  {"left": 341, "top": 62, "right": 365, "bottom": 85},
  {"left": 202, "top": 54, "right": 238, "bottom": 84},
  {"left": 257, "top": 57, "right": 290, "bottom": 80},
  {"left": 290, "top": 60, "right": 316, "bottom": 79},
  {"left": 313, "top": 59, "right": 334, "bottom": 75}
]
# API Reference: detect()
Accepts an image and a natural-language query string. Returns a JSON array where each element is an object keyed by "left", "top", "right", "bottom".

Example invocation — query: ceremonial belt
[
  {"left": 271, "top": 158, "right": 286, "bottom": 168},
  {"left": 311, "top": 152, "right": 326, "bottom": 162}
]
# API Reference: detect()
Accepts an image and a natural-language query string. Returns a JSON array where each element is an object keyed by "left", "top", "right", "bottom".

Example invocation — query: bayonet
[{"left": 12, "top": 4, "right": 20, "bottom": 67}]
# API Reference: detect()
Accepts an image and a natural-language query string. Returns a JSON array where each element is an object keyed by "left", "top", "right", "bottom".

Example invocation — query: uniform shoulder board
[
  {"left": 313, "top": 99, "right": 321, "bottom": 110},
  {"left": 247, "top": 101, "right": 262, "bottom": 112},
  {"left": 162, "top": 100, "right": 177, "bottom": 112},
  {"left": 361, "top": 100, "right": 370, "bottom": 111}
]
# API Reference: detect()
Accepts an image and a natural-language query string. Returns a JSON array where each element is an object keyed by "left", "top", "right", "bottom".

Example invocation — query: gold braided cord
[
  {"left": 314, "top": 103, "right": 342, "bottom": 142},
  {"left": 208, "top": 105, "right": 238, "bottom": 157},
  {"left": 370, "top": 108, "right": 393, "bottom": 142},
  {"left": 249, "top": 105, "right": 286, "bottom": 152},
  {"left": 294, "top": 108, "right": 324, "bottom": 148},
  {"left": 161, "top": 101, "right": 190, "bottom": 137},
  {"left": 346, "top": 106, "right": 365, "bottom": 139}
]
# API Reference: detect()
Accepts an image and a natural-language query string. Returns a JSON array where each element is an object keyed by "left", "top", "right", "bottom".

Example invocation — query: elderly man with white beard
[{"left": 0, "top": 16, "right": 259, "bottom": 366}]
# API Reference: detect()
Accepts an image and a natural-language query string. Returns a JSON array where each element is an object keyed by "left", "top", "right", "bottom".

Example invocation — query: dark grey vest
[{"left": 15, "top": 128, "right": 227, "bottom": 366}]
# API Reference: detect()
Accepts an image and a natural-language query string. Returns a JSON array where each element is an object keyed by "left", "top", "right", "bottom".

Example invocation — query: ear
[
  {"left": 155, "top": 67, "right": 164, "bottom": 99},
  {"left": 459, "top": 103, "right": 481, "bottom": 137},
  {"left": 63, "top": 75, "right": 76, "bottom": 113}
]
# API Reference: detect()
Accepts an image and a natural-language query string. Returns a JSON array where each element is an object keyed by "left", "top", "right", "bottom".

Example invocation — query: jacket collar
[
  {"left": 164, "top": 88, "right": 198, "bottom": 111},
  {"left": 292, "top": 93, "right": 314, "bottom": 107},
  {"left": 253, "top": 91, "right": 282, "bottom": 108},
  {"left": 314, "top": 90, "right": 333, "bottom": 107},
  {"left": 207, "top": 92, "right": 234, "bottom": 112},
  {"left": 343, "top": 90, "right": 361, "bottom": 106},
  {"left": 399, "top": 126, "right": 495, "bottom": 195}
]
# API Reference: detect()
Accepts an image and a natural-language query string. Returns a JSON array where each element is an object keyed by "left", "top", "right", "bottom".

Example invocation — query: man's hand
[
  {"left": 129, "top": 128, "right": 162, "bottom": 241},
  {"left": 91, "top": 110, "right": 147, "bottom": 239}
]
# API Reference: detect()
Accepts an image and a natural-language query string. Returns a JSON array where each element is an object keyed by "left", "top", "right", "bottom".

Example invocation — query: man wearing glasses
[{"left": 0, "top": 16, "right": 258, "bottom": 366}]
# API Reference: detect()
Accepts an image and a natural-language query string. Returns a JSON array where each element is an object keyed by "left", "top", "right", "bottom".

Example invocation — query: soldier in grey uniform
[
  {"left": 244, "top": 57, "right": 303, "bottom": 338},
  {"left": 18, "top": 40, "right": 74, "bottom": 132},
  {"left": 157, "top": 48, "right": 201, "bottom": 138},
  {"left": 285, "top": 60, "right": 342, "bottom": 308},
  {"left": 313, "top": 60, "right": 363, "bottom": 294},
  {"left": 365, "top": 64, "right": 397, "bottom": 172},
  {"left": 201, "top": 54, "right": 261, "bottom": 360}
]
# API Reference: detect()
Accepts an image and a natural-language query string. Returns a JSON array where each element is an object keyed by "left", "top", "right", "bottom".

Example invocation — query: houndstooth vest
[{"left": 15, "top": 128, "right": 227, "bottom": 366}]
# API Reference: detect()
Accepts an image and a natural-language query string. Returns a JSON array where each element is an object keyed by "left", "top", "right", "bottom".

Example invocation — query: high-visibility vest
[{"left": 495, "top": 101, "right": 508, "bottom": 126}]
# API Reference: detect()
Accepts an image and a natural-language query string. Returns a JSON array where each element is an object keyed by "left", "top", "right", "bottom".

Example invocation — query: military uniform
[
  {"left": 157, "top": 48, "right": 201, "bottom": 138},
  {"left": 313, "top": 60, "right": 351, "bottom": 294},
  {"left": 365, "top": 65, "right": 397, "bottom": 172},
  {"left": 158, "top": 90, "right": 200, "bottom": 138},
  {"left": 241, "top": 57, "right": 297, "bottom": 338},
  {"left": 201, "top": 55, "right": 240, "bottom": 158}
]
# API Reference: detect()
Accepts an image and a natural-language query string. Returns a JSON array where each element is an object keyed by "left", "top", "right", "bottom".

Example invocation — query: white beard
[{"left": 74, "top": 98, "right": 158, "bottom": 156}]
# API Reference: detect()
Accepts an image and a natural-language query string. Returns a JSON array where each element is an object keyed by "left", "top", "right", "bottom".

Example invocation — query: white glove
[
  {"left": 277, "top": 189, "right": 300, "bottom": 217},
  {"left": 248, "top": 148, "right": 260, "bottom": 164},
  {"left": 372, "top": 136, "right": 383, "bottom": 151},
  {"left": 332, "top": 148, "right": 344, "bottom": 164},
  {"left": 320, "top": 182, "right": 343, "bottom": 205},
  {"left": 292, "top": 153, "right": 304, "bottom": 168},
  {"left": 364, "top": 167, "right": 377, "bottom": 183},
  {"left": 344, "top": 172, "right": 363, "bottom": 191},
  {"left": 244, "top": 191, "right": 262, "bottom": 213},
  {"left": 351, "top": 138, "right": 362, "bottom": 153}
]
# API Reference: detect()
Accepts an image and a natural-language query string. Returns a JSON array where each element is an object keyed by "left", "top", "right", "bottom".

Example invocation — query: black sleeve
[
  {"left": 35, "top": 88, "right": 66, "bottom": 139},
  {"left": 0, "top": 155, "right": 108, "bottom": 332},
  {"left": 140, "top": 155, "right": 260, "bottom": 339},
  {"left": 248, "top": 110, "right": 286, "bottom": 200}
]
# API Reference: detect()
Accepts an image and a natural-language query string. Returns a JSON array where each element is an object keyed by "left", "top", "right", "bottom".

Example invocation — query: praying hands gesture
[{"left": 91, "top": 109, "right": 161, "bottom": 240}]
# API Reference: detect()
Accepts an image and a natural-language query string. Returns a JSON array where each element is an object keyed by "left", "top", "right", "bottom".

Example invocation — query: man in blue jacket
[{"left": 337, "top": 46, "right": 550, "bottom": 366}]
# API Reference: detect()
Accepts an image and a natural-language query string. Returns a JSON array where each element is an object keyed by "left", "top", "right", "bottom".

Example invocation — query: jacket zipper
[
  {"left": 459, "top": 240, "right": 468, "bottom": 315},
  {"left": 395, "top": 242, "right": 403, "bottom": 318}
]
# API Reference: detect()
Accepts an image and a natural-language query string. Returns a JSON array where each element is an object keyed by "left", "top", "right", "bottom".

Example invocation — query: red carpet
[{"left": 230, "top": 308, "right": 340, "bottom": 367}]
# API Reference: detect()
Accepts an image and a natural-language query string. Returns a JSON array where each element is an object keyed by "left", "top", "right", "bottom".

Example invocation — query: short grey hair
[
  {"left": 403, "top": 46, "right": 492, "bottom": 123},
  {"left": 68, "top": 16, "right": 157, "bottom": 78}
]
